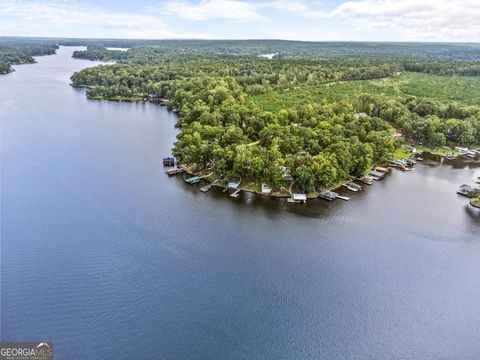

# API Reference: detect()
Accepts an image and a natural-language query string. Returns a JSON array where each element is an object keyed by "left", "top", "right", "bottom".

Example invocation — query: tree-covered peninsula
[
  {"left": 70, "top": 41, "right": 480, "bottom": 193},
  {"left": 0, "top": 41, "right": 58, "bottom": 74}
]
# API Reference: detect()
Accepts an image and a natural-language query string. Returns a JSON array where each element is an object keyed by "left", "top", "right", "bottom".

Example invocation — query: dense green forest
[
  {"left": 68, "top": 42, "right": 480, "bottom": 193},
  {"left": 72, "top": 46, "right": 129, "bottom": 61},
  {"left": 2, "top": 37, "right": 479, "bottom": 193},
  {"left": 0, "top": 41, "right": 58, "bottom": 74}
]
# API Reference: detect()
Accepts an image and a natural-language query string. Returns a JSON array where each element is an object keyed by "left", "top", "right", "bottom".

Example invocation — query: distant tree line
[
  {"left": 403, "top": 61, "right": 480, "bottom": 76},
  {"left": 0, "top": 43, "right": 58, "bottom": 74},
  {"left": 72, "top": 46, "right": 129, "bottom": 62}
]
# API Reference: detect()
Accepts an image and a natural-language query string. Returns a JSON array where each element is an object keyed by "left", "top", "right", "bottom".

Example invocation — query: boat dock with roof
[
  {"left": 163, "top": 157, "right": 175, "bottom": 167},
  {"left": 320, "top": 191, "right": 338, "bottom": 201},
  {"left": 287, "top": 193, "right": 307, "bottom": 204},
  {"left": 165, "top": 167, "right": 184, "bottom": 175}
]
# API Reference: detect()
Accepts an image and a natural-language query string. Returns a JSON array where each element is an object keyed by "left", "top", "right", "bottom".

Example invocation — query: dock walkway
[{"left": 230, "top": 189, "right": 242, "bottom": 198}]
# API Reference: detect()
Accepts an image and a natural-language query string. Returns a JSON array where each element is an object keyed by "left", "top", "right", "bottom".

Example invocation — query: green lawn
[
  {"left": 250, "top": 72, "right": 480, "bottom": 112},
  {"left": 393, "top": 147, "right": 412, "bottom": 159},
  {"left": 415, "top": 145, "right": 460, "bottom": 156},
  {"left": 399, "top": 73, "right": 480, "bottom": 103}
]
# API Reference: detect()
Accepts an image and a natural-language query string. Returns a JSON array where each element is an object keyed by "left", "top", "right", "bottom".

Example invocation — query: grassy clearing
[
  {"left": 250, "top": 79, "right": 400, "bottom": 112},
  {"left": 393, "top": 148, "right": 412, "bottom": 159},
  {"left": 399, "top": 73, "right": 480, "bottom": 103},
  {"left": 250, "top": 72, "right": 480, "bottom": 112},
  {"left": 415, "top": 145, "right": 460, "bottom": 156}
]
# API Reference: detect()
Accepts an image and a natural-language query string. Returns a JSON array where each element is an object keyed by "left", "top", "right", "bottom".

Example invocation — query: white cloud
[
  {"left": 0, "top": 0, "right": 204, "bottom": 38},
  {"left": 262, "top": 1, "right": 329, "bottom": 19},
  {"left": 0, "top": 0, "right": 478, "bottom": 41},
  {"left": 159, "top": 0, "right": 330, "bottom": 22},
  {"left": 161, "top": 0, "right": 266, "bottom": 21},
  {"left": 320, "top": 0, "right": 480, "bottom": 41}
]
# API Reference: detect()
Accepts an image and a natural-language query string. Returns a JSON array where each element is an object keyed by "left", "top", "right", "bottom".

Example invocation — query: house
[
  {"left": 393, "top": 131, "right": 403, "bottom": 138},
  {"left": 354, "top": 112, "right": 368, "bottom": 119},
  {"left": 457, "top": 184, "right": 473, "bottom": 197},
  {"left": 148, "top": 93, "right": 159, "bottom": 101},
  {"left": 163, "top": 157, "right": 175, "bottom": 166},
  {"left": 280, "top": 166, "right": 293, "bottom": 181}
]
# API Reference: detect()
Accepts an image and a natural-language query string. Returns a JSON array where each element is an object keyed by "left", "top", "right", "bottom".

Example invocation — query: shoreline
[
  {"left": 178, "top": 164, "right": 397, "bottom": 201},
  {"left": 470, "top": 198, "right": 480, "bottom": 209},
  {"left": 176, "top": 151, "right": 479, "bottom": 203},
  {"left": 76, "top": 95, "right": 479, "bottom": 203}
]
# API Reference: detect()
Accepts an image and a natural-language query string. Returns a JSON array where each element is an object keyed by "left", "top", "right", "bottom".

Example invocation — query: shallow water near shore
[{"left": 1, "top": 47, "right": 480, "bottom": 360}]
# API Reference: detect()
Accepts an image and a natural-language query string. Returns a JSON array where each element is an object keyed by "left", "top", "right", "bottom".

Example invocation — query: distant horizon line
[{"left": 1, "top": 35, "right": 479, "bottom": 45}]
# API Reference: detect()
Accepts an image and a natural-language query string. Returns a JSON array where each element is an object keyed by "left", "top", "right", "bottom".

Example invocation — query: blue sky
[{"left": 0, "top": 0, "right": 478, "bottom": 42}]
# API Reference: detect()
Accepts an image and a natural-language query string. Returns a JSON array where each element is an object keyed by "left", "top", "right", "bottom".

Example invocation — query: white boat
[{"left": 343, "top": 182, "right": 362, "bottom": 192}]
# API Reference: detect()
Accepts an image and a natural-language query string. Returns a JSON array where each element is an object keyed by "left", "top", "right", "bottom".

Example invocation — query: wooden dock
[
  {"left": 287, "top": 193, "right": 307, "bottom": 204},
  {"left": 200, "top": 184, "right": 212, "bottom": 192},
  {"left": 165, "top": 167, "right": 184, "bottom": 175},
  {"left": 230, "top": 189, "right": 242, "bottom": 198},
  {"left": 374, "top": 166, "right": 390, "bottom": 173},
  {"left": 359, "top": 175, "right": 374, "bottom": 185}
]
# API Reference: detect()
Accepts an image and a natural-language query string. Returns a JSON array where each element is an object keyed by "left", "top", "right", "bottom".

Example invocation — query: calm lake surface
[{"left": 1, "top": 47, "right": 480, "bottom": 360}]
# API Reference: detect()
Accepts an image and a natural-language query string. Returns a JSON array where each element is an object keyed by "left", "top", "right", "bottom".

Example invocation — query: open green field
[{"left": 250, "top": 72, "right": 480, "bottom": 112}]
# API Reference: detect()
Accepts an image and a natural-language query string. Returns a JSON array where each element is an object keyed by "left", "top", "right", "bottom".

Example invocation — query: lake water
[{"left": 1, "top": 47, "right": 480, "bottom": 360}]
